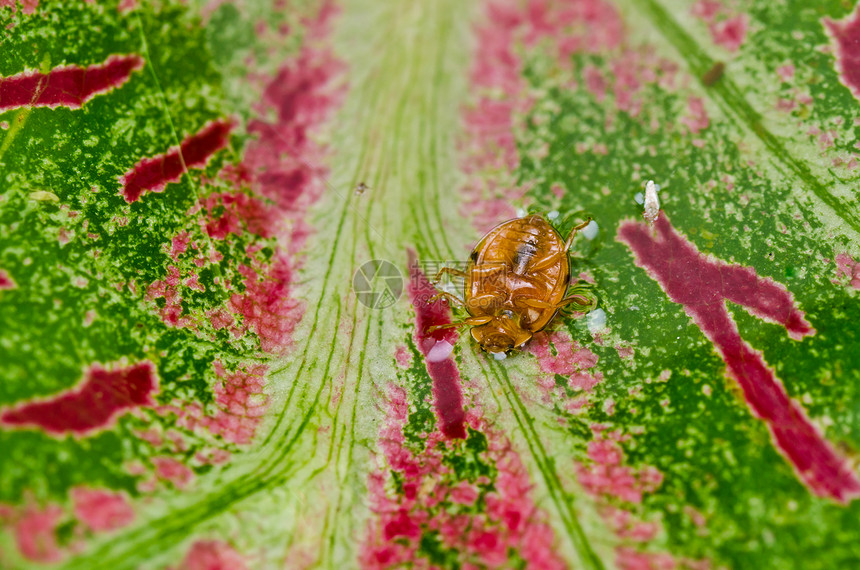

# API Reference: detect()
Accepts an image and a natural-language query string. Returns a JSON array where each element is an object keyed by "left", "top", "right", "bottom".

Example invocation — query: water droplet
[
  {"left": 427, "top": 340, "right": 454, "bottom": 362},
  {"left": 587, "top": 308, "right": 607, "bottom": 332}
]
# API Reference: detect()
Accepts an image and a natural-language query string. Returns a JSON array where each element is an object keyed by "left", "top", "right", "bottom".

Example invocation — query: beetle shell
[{"left": 464, "top": 215, "right": 570, "bottom": 353}]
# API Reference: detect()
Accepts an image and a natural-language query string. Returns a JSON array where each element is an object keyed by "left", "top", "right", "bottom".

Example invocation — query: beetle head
[{"left": 470, "top": 311, "right": 532, "bottom": 354}]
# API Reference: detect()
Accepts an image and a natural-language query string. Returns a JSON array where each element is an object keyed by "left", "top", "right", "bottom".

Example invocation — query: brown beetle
[{"left": 429, "top": 215, "right": 594, "bottom": 356}]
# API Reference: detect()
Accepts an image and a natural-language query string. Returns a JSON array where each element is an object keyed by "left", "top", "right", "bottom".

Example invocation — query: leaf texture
[{"left": 1, "top": 0, "right": 859, "bottom": 568}]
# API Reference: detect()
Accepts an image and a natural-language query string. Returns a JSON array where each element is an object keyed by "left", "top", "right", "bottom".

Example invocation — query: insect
[
  {"left": 701, "top": 61, "right": 725, "bottom": 86},
  {"left": 428, "top": 215, "right": 594, "bottom": 356}
]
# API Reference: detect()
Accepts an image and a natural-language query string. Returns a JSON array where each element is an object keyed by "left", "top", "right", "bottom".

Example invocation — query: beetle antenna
[{"left": 426, "top": 322, "right": 465, "bottom": 333}]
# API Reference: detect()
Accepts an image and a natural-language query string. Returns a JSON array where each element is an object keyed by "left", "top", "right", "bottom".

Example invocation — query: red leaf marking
[
  {"left": 524, "top": 0, "right": 624, "bottom": 56},
  {"left": 407, "top": 250, "right": 466, "bottom": 439},
  {"left": 776, "top": 64, "right": 795, "bottom": 82},
  {"left": 0, "top": 54, "right": 143, "bottom": 113},
  {"left": 120, "top": 119, "right": 233, "bottom": 203},
  {"left": 618, "top": 213, "right": 860, "bottom": 502},
  {"left": 0, "top": 361, "right": 158, "bottom": 436},
  {"left": 602, "top": 507, "right": 659, "bottom": 542},
  {"left": 0, "top": 268, "right": 15, "bottom": 290},
  {"left": 690, "top": 0, "right": 722, "bottom": 21},
  {"left": 459, "top": 1, "right": 529, "bottom": 232},
  {"left": 1, "top": 489, "right": 134, "bottom": 562},
  {"left": 146, "top": 264, "right": 196, "bottom": 329},
  {"left": 824, "top": 5, "right": 860, "bottom": 102},
  {"left": 71, "top": 487, "right": 134, "bottom": 532},
  {"left": 615, "top": 548, "right": 679, "bottom": 570},
  {"left": 167, "top": 231, "right": 191, "bottom": 261}
]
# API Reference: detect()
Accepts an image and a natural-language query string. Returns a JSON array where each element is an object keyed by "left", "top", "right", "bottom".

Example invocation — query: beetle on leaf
[{"left": 428, "top": 215, "right": 597, "bottom": 357}]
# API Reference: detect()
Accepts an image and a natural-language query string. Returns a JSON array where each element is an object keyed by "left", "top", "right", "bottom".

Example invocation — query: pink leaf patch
[
  {"left": 361, "top": 384, "right": 567, "bottom": 569},
  {"left": 680, "top": 96, "right": 710, "bottom": 134},
  {"left": 834, "top": 253, "right": 860, "bottom": 289},
  {"left": 4, "top": 503, "right": 64, "bottom": 563},
  {"left": 824, "top": 4, "right": 860, "bottom": 102},
  {"left": 691, "top": 1, "right": 749, "bottom": 52},
  {"left": 203, "top": 192, "right": 277, "bottom": 240},
  {"left": 177, "top": 540, "right": 247, "bottom": 570},
  {"left": 71, "top": 487, "right": 134, "bottom": 532},
  {"left": 152, "top": 457, "right": 193, "bottom": 489},
  {"left": 709, "top": 14, "right": 749, "bottom": 52},
  {"left": 156, "top": 361, "right": 269, "bottom": 446},
  {"left": 529, "top": 331, "right": 604, "bottom": 392},
  {"left": 229, "top": 255, "right": 302, "bottom": 354}
]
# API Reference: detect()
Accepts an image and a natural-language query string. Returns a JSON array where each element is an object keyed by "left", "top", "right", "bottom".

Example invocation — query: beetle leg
[
  {"left": 556, "top": 292, "right": 598, "bottom": 312},
  {"left": 563, "top": 217, "right": 592, "bottom": 252},
  {"left": 519, "top": 297, "right": 554, "bottom": 309},
  {"left": 528, "top": 251, "right": 564, "bottom": 272},
  {"left": 467, "top": 293, "right": 501, "bottom": 312},
  {"left": 432, "top": 267, "right": 468, "bottom": 283},
  {"left": 426, "top": 323, "right": 460, "bottom": 332},
  {"left": 427, "top": 315, "right": 492, "bottom": 333},
  {"left": 428, "top": 291, "right": 466, "bottom": 308}
]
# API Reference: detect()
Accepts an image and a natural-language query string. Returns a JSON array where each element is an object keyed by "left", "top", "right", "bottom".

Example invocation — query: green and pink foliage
[{"left": 2, "top": 0, "right": 860, "bottom": 568}]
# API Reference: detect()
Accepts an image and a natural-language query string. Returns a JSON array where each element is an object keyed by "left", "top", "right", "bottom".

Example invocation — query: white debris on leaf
[
  {"left": 516, "top": 208, "right": 527, "bottom": 217},
  {"left": 427, "top": 340, "right": 454, "bottom": 362},
  {"left": 547, "top": 210, "right": 560, "bottom": 220},
  {"left": 586, "top": 308, "right": 607, "bottom": 333},
  {"left": 29, "top": 191, "right": 59, "bottom": 202},
  {"left": 582, "top": 220, "right": 599, "bottom": 240},
  {"left": 634, "top": 192, "right": 644, "bottom": 205},
  {"left": 491, "top": 352, "right": 507, "bottom": 361},
  {"left": 644, "top": 180, "right": 660, "bottom": 224}
]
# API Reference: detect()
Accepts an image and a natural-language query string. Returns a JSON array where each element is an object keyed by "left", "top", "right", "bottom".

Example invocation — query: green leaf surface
[{"left": 1, "top": 0, "right": 859, "bottom": 568}]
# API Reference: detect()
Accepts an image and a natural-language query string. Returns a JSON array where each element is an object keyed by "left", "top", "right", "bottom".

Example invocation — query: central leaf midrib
[{"left": 62, "top": 1, "right": 478, "bottom": 567}]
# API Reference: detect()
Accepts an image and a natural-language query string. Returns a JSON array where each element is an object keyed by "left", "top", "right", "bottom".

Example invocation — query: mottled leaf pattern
[{"left": 1, "top": 0, "right": 859, "bottom": 568}]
